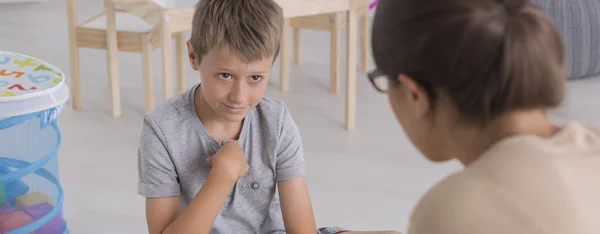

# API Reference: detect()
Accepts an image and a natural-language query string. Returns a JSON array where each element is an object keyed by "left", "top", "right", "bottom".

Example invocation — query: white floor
[{"left": 1, "top": 1, "right": 599, "bottom": 233}]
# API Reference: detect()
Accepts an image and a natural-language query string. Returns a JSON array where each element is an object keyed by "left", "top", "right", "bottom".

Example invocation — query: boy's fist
[{"left": 207, "top": 141, "right": 249, "bottom": 181}]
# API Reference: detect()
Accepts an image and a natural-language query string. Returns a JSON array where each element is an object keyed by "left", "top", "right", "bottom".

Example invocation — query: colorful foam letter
[
  {"left": 0, "top": 56, "right": 10, "bottom": 64},
  {"left": 34, "top": 64, "right": 55, "bottom": 73},
  {"left": 16, "top": 192, "right": 54, "bottom": 210},
  {"left": 0, "top": 184, "right": 5, "bottom": 206},
  {"left": 0, "top": 211, "right": 35, "bottom": 233},
  {"left": 21, "top": 203, "right": 63, "bottom": 234},
  {"left": 0, "top": 165, "right": 30, "bottom": 204},
  {"left": 13, "top": 58, "right": 37, "bottom": 68},
  {"left": 8, "top": 84, "right": 26, "bottom": 90},
  {"left": 28, "top": 74, "right": 51, "bottom": 84},
  {"left": 0, "top": 91, "right": 15, "bottom": 96},
  {"left": 0, "top": 202, "right": 13, "bottom": 214},
  {"left": 0, "top": 69, "right": 25, "bottom": 78}
]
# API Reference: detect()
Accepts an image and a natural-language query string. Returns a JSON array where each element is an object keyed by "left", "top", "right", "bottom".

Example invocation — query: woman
[{"left": 370, "top": 0, "right": 600, "bottom": 233}]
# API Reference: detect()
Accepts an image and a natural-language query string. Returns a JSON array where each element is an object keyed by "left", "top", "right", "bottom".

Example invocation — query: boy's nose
[{"left": 228, "top": 79, "right": 247, "bottom": 104}]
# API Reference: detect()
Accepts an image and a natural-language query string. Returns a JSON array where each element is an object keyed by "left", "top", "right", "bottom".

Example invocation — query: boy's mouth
[
  {"left": 223, "top": 103, "right": 245, "bottom": 109},
  {"left": 222, "top": 103, "right": 246, "bottom": 113}
]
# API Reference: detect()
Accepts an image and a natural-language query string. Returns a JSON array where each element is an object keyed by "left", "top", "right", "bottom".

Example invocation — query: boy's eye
[
  {"left": 249, "top": 75, "right": 262, "bottom": 83},
  {"left": 219, "top": 73, "right": 232, "bottom": 80}
]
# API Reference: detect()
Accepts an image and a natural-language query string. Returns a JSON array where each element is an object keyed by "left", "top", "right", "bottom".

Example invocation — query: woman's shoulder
[
  {"left": 407, "top": 171, "right": 500, "bottom": 233},
  {"left": 473, "top": 121, "right": 600, "bottom": 168},
  {"left": 549, "top": 121, "right": 600, "bottom": 149},
  {"left": 408, "top": 122, "right": 600, "bottom": 233}
]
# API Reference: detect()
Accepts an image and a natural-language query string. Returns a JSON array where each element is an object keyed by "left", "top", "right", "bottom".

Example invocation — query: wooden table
[{"left": 109, "top": 0, "right": 361, "bottom": 130}]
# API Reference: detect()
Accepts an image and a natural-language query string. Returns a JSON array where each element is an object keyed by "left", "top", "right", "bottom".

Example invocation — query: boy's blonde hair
[{"left": 191, "top": 0, "right": 284, "bottom": 63}]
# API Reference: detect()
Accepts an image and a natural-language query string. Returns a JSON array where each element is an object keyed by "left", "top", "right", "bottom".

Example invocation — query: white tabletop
[
  {"left": 83, "top": 11, "right": 153, "bottom": 32},
  {"left": 117, "top": 0, "right": 353, "bottom": 18}
]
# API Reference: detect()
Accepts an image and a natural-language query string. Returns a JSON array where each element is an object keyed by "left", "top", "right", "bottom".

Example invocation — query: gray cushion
[{"left": 531, "top": 0, "right": 600, "bottom": 80}]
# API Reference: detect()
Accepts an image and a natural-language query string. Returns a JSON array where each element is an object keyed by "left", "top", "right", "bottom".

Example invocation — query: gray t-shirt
[{"left": 137, "top": 84, "right": 306, "bottom": 233}]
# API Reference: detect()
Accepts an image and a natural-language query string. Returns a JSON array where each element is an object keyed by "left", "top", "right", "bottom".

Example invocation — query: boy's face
[{"left": 188, "top": 42, "right": 273, "bottom": 123}]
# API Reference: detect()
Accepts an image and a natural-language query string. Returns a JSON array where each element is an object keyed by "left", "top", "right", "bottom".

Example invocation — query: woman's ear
[
  {"left": 186, "top": 40, "right": 199, "bottom": 71},
  {"left": 398, "top": 74, "right": 431, "bottom": 118}
]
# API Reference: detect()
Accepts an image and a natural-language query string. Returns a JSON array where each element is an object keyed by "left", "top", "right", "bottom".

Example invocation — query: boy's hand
[
  {"left": 207, "top": 141, "right": 249, "bottom": 182},
  {"left": 158, "top": 141, "right": 247, "bottom": 234}
]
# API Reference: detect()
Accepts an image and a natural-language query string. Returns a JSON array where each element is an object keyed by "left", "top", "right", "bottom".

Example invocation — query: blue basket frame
[{"left": 0, "top": 109, "right": 68, "bottom": 234}]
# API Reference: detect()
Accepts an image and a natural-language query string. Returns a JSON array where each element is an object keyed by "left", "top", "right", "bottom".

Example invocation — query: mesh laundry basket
[{"left": 0, "top": 51, "right": 70, "bottom": 234}]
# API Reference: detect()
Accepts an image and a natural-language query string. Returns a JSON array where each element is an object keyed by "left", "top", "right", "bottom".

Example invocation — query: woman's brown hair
[{"left": 372, "top": 0, "right": 566, "bottom": 125}]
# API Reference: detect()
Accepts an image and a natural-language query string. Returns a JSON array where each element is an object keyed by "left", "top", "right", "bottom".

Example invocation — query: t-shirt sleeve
[
  {"left": 137, "top": 116, "right": 181, "bottom": 198},
  {"left": 275, "top": 104, "right": 306, "bottom": 182}
]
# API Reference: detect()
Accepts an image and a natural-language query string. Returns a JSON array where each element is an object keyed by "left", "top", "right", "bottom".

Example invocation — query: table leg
[
  {"left": 142, "top": 34, "right": 155, "bottom": 112},
  {"left": 106, "top": 1, "right": 121, "bottom": 117},
  {"left": 176, "top": 32, "right": 187, "bottom": 93},
  {"left": 293, "top": 27, "right": 301, "bottom": 65},
  {"left": 162, "top": 14, "right": 174, "bottom": 100},
  {"left": 345, "top": 5, "right": 358, "bottom": 130},
  {"left": 67, "top": 0, "right": 82, "bottom": 110},
  {"left": 330, "top": 13, "right": 342, "bottom": 94},
  {"left": 360, "top": 11, "right": 369, "bottom": 73},
  {"left": 280, "top": 18, "right": 291, "bottom": 91}
]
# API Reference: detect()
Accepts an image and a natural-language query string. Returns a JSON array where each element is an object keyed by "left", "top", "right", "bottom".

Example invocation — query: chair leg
[
  {"left": 330, "top": 13, "right": 342, "bottom": 94},
  {"left": 105, "top": 1, "right": 121, "bottom": 117},
  {"left": 345, "top": 7, "right": 358, "bottom": 130},
  {"left": 161, "top": 16, "right": 174, "bottom": 99},
  {"left": 293, "top": 27, "right": 301, "bottom": 65},
  {"left": 360, "top": 12, "right": 369, "bottom": 72},
  {"left": 175, "top": 32, "right": 187, "bottom": 93},
  {"left": 67, "top": 0, "right": 82, "bottom": 110},
  {"left": 280, "top": 18, "right": 291, "bottom": 91},
  {"left": 142, "top": 34, "right": 154, "bottom": 112},
  {"left": 69, "top": 46, "right": 82, "bottom": 109}
]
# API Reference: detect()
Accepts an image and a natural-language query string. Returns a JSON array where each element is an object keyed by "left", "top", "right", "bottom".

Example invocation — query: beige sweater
[{"left": 408, "top": 122, "right": 600, "bottom": 234}]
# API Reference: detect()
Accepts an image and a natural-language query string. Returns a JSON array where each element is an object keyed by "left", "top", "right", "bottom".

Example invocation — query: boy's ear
[{"left": 186, "top": 40, "right": 199, "bottom": 71}]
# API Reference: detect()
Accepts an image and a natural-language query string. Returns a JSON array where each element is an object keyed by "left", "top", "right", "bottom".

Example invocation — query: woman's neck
[{"left": 450, "top": 109, "right": 557, "bottom": 166}]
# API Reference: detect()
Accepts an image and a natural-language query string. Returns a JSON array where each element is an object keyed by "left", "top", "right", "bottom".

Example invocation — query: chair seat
[
  {"left": 77, "top": 11, "right": 160, "bottom": 53},
  {"left": 152, "top": 0, "right": 197, "bottom": 9},
  {"left": 82, "top": 11, "right": 154, "bottom": 33}
]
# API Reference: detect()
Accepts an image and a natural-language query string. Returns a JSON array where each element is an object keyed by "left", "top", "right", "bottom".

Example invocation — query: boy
[{"left": 137, "top": 0, "right": 401, "bottom": 233}]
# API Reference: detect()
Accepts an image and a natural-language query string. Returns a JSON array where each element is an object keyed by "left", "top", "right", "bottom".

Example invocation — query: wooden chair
[
  {"left": 66, "top": 0, "right": 187, "bottom": 117},
  {"left": 106, "top": 0, "right": 364, "bottom": 130},
  {"left": 289, "top": 0, "right": 370, "bottom": 94},
  {"left": 110, "top": 0, "right": 195, "bottom": 102}
]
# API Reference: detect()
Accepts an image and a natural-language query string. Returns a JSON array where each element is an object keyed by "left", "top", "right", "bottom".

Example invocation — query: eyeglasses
[
  {"left": 367, "top": 69, "right": 390, "bottom": 93},
  {"left": 369, "top": 69, "right": 437, "bottom": 99}
]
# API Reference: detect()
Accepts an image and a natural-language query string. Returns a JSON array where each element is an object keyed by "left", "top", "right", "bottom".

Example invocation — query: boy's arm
[
  {"left": 139, "top": 117, "right": 245, "bottom": 234},
  {"left": 275, "top": 104, "right": 317, "bottom": 234},
  {"left": 146, "top": 197, "right": 180, "bottom": 234},
  {"left": 278, "top": 177, "right": 317, "bottom": 234},
  {"left": 144, "top": 172, "right": 236, "bottom": 234},
  {"left": 157, "top": 169, "right": 238, "bottom": 234}
]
